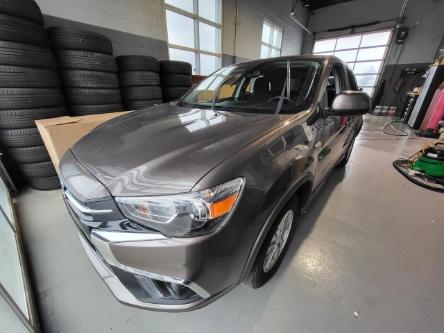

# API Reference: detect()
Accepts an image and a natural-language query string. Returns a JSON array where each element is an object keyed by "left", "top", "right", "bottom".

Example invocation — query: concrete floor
[{"left": 15, "top": 115, "right": 444, "bottom": 333}]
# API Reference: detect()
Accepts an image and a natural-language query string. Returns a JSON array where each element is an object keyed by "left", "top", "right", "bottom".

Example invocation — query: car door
[{"left": 316, "top": 63, "right": 350, "bottom": 182}]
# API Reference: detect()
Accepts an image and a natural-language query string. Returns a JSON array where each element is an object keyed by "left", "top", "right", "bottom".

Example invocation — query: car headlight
[{"left": 115, "top": 178, "right": 245, "bottom": 237}]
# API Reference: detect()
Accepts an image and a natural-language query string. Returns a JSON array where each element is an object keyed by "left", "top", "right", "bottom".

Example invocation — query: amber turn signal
[{"left": 210, "top": 193, "right": 238, "bottom": 219}]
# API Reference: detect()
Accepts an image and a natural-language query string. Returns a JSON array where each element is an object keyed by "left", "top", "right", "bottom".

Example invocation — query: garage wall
[
  {"left": 222, "top": 0, "right": 309, "bottom": 65},
  {"left": 35, "top": 0, "right": 309, "bottom": 65},
  {"left": 36, "top": 0, "right": 167, "bottom": 41},
  {"left": 302, "top": 0, "right": 444, "bottom": 106},
  {"left": 36, "top": 0, "right": 170, "bottom": 58}
]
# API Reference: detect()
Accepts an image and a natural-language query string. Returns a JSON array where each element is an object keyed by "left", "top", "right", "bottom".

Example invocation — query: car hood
[{"left": 70, "top": 104, "right": 286, "bottom": 196}]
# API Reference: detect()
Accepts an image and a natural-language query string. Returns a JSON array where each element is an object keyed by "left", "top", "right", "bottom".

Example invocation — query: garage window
[
  {"left": 312, "top": 30, "right": 392, "bottom": 96},
  {"left": 165, "top": 0, "right": 222, "bottom": 75},
  {"left": 260, "top": 20, "right": 282, "bottom": 59}
]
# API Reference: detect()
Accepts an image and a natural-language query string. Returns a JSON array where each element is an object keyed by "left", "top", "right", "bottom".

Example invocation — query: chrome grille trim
[{"left": 64, "top": 190, "right": 113, "bottom": 215}]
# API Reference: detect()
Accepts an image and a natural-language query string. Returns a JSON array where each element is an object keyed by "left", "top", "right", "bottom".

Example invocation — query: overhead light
[{"left": 289, "top": 12, "right": 312, "bottom": 35}]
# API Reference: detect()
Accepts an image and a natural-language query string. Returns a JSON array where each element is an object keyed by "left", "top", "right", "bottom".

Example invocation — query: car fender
[{"left": 240, "top": 171, "right": 314, "bottom": 282}]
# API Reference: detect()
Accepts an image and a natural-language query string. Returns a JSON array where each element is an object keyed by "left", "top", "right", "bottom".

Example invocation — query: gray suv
[{"left": 59, "top": 56, "right": 369, "bottom": 311}]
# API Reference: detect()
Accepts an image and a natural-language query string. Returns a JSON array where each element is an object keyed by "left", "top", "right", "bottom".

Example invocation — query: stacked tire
[
  {"left": 48, "top": 27, "right": 123, "bottom": 116},
  {"left": 160, "top": 61, "right": 193, "bottom": 102},
  {"left": 0, "top": 0, "right": 67, "bottom": 191},
  {"left": 117, "top": 56, "right": 163, "bottom": 110}
]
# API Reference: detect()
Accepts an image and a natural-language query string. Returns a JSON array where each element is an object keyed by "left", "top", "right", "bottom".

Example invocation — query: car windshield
[{"left": 180, "top": 59, "right": 322, "bottom": 114}]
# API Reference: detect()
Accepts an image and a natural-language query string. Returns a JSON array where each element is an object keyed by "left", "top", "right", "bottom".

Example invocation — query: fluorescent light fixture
[{"left": 290, "top": 12, "right": 312, "bottom": 35}]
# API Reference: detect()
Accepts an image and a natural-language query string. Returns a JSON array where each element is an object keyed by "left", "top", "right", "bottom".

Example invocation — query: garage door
[{"left": 312, "top": 30, "right": 392, "bottom": 96}]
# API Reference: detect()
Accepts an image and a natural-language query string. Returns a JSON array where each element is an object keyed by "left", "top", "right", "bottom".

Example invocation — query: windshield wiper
[
  {"left": 275, "top": 60, "right": 291, "bottom": 115},
  {"left": 177, "top": 100, "right": 188, "bottom": 107}
]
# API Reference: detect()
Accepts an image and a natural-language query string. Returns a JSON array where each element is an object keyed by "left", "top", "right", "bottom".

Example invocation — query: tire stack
[
  {"left": 0, "top": 0, "right": 67, "bottom": 191},
  {"left": 48, "top": 27, "right": 123, "bottom": 116},
  {"left": 160, "top": 61, "right": 193, "bottom": 102},
  {"left": 117, "top": 56, "right": 163, "bottom": 110}
]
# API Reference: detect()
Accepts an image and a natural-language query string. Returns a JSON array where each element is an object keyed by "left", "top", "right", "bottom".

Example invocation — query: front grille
[
  {"left": 64, "top": 190, "right": 92, "bottom": 221},
  {"left": 64, "top": 195, "right": 93, "bottom": 240},
  {"left": 63, "top": 188, "right": 116, "bottom": 240},
  {"left": 63, "top": 189, "right": 114, "bottom": 222},
  {"left": 63, "top": 187, "right": 161, "bottom": 239}
]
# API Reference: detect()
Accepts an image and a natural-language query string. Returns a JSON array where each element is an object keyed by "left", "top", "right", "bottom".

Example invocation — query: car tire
[
  {"left": 60, "top": 70, "right": 119, "bottom": 88},
  {"left": 0, "top": 41, "right": 57, "bottom": 68},
  {"left": 124, "top": 99, "right": 162, "bottom": 110},
  {"left": 0, "top": 106, "right": 67, "bottom": 129},
  {"left": 121, "top": 86, "right": 162, "bottom": 101},
  {"left": 248, "top": 198, "right": 298, "bottom": 289},
  {"left": 48, "top": 27, "right": 113, "bottom": 54},
  {"left": 0, "top": 127, "right": 43, "bottom": 148},
  {"left": 20, "top": 161, "right": 57, "bottom": 178},
  {"left": 65, "top": 88, "right": 122, "bottom": 105},
  {"left": 69, "top": 103, "right": 124, "bottom": 116},
  {"left": 336, "top": 138, "right": 355, "bottom": 168},
  {"left": 28, "top": 175, "right": 60, "bottom": 191},
  {"left": 6, "top": 146, "right": 50, "bottom": 163},
  {"left": 0, "top": 88, "right": 65, "bottom": 109},
  {"left": 119, "top": 71, "right": 160, "bottom": 87},
  {"left": 162, "top": 87, "right": 190, "bottom": 101},
  {"left": 56, "top": 50, "right": 117, "bottom": 72},
  {"left": 0, "top": 0, "right": 44, "bottom": 25},
  {"left": 161, "top": 74, "right": 192, "bottom": 88},
  {"left": 0, "top": 13, "right": 49, "bottom": 46},
  {"left": 159, "top": 61, "right": 192, "bottom": 75},
  {"left": 116, "top": 56, "right": 159, "bottom": 72},
  {"left": 0, "top": 66, "right": 60, "bottom": 88}
]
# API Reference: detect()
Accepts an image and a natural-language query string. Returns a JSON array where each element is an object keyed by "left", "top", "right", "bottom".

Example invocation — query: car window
[
  {"left": 326, "top": 64, "right": 346, "bottom": 107},
  {"left": 326, "top": 70, "right": 338, "bottom": 107},
  {"left": 181, "top": 60, "right": 322, "bottom": 114},
  {"left": 320, "top": 91, "right": 329, "bottom": 109},
  {"left": 347, "top": 67, "right": 359, "bottom": 91}
]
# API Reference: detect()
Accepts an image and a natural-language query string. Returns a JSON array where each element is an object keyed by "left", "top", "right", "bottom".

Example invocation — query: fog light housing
[{"left": 111, "top": 266, "right": 202, "bottom": 305}]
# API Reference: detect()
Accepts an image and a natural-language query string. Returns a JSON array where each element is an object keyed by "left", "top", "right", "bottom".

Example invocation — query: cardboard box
[{"left": 35, "top": 112, "right": 128, "bottom": 169}]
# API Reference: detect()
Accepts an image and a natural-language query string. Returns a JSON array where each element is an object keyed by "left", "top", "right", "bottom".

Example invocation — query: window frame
[
  {"left": 165, "top": 0, "right": 223, "bottom": 75},
  {"left": 347, "top": 67, "right": 359, "bottom": 91},
  {"left": 260, "top": 20, "right": 283, "bottom": 59},
  {"left": 324, "top": 63, "right": 347, "bottom": 109},
  {"left": 312, "top": 29, "right": 392, "bottom": 96}
]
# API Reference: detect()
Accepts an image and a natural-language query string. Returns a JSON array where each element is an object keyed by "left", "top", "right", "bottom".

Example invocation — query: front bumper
[
  {"left": 59, "top": 150, "right": 255, "bottom": 311},
  {"left": 78, "top": 231, "right": 215, "bottom": 311}
]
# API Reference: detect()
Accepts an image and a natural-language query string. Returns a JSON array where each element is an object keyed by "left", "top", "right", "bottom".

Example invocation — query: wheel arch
[{"left": 241, "top": 172, "right": 314, "bottom": 282}]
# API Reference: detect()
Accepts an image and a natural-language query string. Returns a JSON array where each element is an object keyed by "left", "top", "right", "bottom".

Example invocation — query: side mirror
[{"left": 330, "top": 91, "right": 371, "bottom": 116}]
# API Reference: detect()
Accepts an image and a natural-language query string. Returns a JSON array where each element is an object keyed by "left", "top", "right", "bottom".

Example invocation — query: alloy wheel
[{"left": 262, "top": 209, "right": 294, "bottom": 273}]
